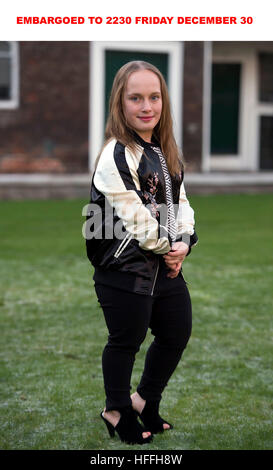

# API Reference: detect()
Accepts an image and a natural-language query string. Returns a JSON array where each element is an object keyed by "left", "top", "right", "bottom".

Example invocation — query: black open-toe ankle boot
[
  {"left": 100, "top": 405, "right": 153, "bottom": 445},
  {"left": 136, "top": 399, "right": 174, "bottom": 434}
]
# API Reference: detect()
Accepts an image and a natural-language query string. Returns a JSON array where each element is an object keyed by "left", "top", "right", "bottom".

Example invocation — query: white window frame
[
  {"left": 0, "top": 41, "right": 19, "bottom": 110},
  {"left": 254, "top": 48, "right": 273, "bottom": 170},
  {"left": 203, "top": 41, "right": 273, "bottom": 172},
  {"left": 89, "top": 41, "right": 184, "bottom": 172}
]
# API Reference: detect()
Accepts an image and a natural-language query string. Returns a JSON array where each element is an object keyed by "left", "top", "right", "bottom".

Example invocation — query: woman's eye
[
  {"left": 130, "top": 96, "right": 139, "bottom": 101},
  {"left": 151, "top": 96, "right": 160, "bottom": 101}
]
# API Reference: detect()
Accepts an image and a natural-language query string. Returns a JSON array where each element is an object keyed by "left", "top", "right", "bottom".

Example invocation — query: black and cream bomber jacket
[{"left": 86, "top": 132, "right": 198, "bottom": 295}]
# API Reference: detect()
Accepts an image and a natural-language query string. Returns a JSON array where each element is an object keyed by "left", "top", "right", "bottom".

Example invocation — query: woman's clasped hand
[{"left": 163, "top": 242, "right": 189, "bottom": 278}]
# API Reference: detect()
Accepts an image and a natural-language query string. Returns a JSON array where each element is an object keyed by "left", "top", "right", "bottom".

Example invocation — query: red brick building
[
  {"left": 0, "top": 41, "right": 272, "bottom": 196},
  {"left": 0, "top": 41, "right": 89, "bottom": 174}
]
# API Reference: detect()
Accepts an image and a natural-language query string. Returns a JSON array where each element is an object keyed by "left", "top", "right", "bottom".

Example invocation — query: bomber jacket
[{"left": 85, "top": 131, "right": 198, "bottom": 295}]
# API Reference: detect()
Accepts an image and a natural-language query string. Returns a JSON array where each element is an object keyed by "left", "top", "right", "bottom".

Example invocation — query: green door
[
  {"left": 104, "top": 50, "right": 169, "bottom": 123},
  {"left": 210, "top": 63, "right": 241, "bottom": 155}
]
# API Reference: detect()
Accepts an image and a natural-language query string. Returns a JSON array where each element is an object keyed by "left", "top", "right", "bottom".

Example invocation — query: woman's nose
[{"left": 142, "top": 99, "right": 152, "bottom": 112}]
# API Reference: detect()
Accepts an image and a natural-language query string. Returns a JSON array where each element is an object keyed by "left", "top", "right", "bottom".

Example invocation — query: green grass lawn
[{"left": 0, "top": 194, "right": 272, "bottom": 450}]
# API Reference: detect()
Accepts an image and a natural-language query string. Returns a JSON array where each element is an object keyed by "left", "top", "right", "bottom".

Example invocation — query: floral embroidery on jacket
[{"left": 143, "top": 172, "right": 161, "bottom": 218}]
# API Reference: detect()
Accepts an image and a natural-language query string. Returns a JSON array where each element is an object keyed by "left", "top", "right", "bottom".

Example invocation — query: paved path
[{"left": 0, "top": 172, "right": 272, "bottom": 198}]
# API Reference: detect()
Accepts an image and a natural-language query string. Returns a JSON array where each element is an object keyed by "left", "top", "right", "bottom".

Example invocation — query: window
[
  {"left": 259, "top": 116, "right": 273, "bottom": 169},
  {"left": 259, "top": 53, "right": 273, "bottom": 103},
  {"left": 0, "top": 41, "right": 19, "bottom": 109},
  {"left": 258, "top": 53, "right": 273, "bottom": 169}
]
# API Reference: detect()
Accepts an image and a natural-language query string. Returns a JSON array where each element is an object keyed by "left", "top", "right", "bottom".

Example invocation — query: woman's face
[{"left": 123, "top": 69, "right": 162, "bottom": 142}]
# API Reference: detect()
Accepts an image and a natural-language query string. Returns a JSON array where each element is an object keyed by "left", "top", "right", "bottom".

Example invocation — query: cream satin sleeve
[{"left": 175, "top": 182, "right": 198, "bottom": 250}]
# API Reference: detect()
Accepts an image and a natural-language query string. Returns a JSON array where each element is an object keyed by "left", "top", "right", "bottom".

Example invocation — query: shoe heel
[{"left": 100, "top": 411, "right": 115, "bottom": 438}]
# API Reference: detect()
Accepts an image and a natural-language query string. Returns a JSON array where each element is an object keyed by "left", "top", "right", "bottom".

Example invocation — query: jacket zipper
[{"left": 151, "top": 258, "right": 160, "bottom": 296}]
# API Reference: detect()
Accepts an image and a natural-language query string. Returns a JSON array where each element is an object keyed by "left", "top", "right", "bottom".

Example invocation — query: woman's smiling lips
[{"left": 138, "top": 116, "right": 154, "bottom": 122}]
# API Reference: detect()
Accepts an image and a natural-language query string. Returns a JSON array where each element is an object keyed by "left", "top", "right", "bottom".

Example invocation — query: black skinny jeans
[{"left": 94, "top": 259, "right": 192, "bottom": 412}]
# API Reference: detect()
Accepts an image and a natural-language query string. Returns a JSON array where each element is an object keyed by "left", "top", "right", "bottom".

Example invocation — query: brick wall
[
  {"left": 182, "top": 42, "right": 204, "bottom": 172},
  {"left": 0, "top": 42, "right": 89, "bottom": 173},
  {"left": 0, "top": 41, "right": 205, "bottom": 175}
]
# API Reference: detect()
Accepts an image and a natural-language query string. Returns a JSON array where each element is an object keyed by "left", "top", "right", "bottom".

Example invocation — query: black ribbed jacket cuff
[{"left": 175, "top": 230, "right": 198, "bottom": 256}]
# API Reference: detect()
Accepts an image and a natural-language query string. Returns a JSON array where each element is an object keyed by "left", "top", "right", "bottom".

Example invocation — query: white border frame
[
  {"left": 0, "top": 41, "right": 19, "bottom": 110},
  {"left": 89, "top": 41, "right": 184, "bottom": 172}
]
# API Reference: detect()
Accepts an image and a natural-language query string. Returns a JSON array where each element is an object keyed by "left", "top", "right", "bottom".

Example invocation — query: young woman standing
[{"left": 86, "top": 61, "right": 198, "bottom": 445}]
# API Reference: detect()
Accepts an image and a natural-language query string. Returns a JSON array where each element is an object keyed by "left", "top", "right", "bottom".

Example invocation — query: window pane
[
  {"left": 258, "top": 53, "right": 273, "bottom": 103},
  {"left": 0, "top": 57, "right": 11, "bottom": 99},
  {"left": 259, "top": 116, "right": 273, "bottom": 170},
  {"left": 0, "top": 41, "right": 10, "bottom": 53},
  {"left": 210, "top": 63, "right": 241, "bottom": 155}
]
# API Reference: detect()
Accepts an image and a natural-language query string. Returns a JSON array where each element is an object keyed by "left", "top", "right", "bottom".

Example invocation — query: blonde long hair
[{"left": 95, "top": 60, "right": 184, "bottom": 176}]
